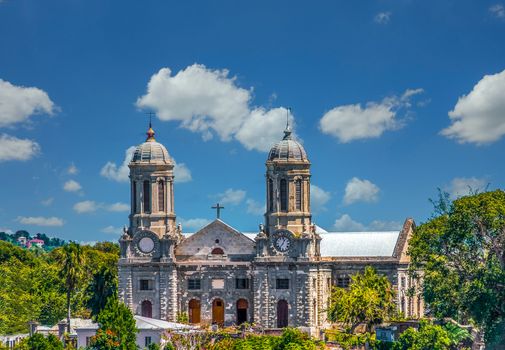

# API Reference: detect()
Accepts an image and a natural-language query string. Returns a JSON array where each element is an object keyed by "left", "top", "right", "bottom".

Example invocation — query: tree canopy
[
  {"left": 327, "top": 266, "right": 396, "bottom": 333},
  {"left": 408, "top": 190, "right": 505, "bottom": 347}
]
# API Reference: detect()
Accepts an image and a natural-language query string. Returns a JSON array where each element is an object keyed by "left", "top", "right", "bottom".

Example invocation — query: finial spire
[
  {"left": 146, "top": 112, "right": 156, "bottom": 142},
  {"left": 283, "top": 107, "right": 292, "bottom": 140}
]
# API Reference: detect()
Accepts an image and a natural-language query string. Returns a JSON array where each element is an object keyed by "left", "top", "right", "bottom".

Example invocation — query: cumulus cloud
[
  {"left": 447, "top": 177, "right": 488, "bottom": 199},
  {"left": 333, "top": 214, "right": 365, "bottom": 231},
  {"left": 490, "top": 4, "right": 505, "bottom": 18},
  {"left": 100, "top": 146, "right": 136, "bottom": 182},
  {"left": 0, "top": 79, "right": 55, "bottom": 127},
  {"left": 319, "top": 88, "right": 423, "bottom": 143},
  {"left": 16, "top": 216, "right": 64, "bottom": 227},
  {"left": 73, "top": 200, "right": 98, "bottom": 213},
  {"left": 107, "top": 202, "right": 130, "bottom": 212},
  {"left": 174, "top": 159, "right": 192, "bottom": 183},
  {"left": 217, "top": 188, "right": 246, "bottom": 205},
  {"left": 374, "top": 12, "right": 391, "bottom": 24},
  {"left": 311, "top": 184, "right": 331, "bottom": 211},
  {"left": 101, "top": 226, "right": 123, "bottom": 235},
  {"left": 179, "top": 218, "right": 211, "bottom": 231},
  {"left": 441, "top": 69, "right": 505, "bottom": 144},
  {"left": 343, "top": 177, "right": 380, "bottom": 204},
  {"left": 63, "top": 180, "right": 82, "bottom": 192},
  {"left": 74, "top": 200, "right": 129, "bottom": 213},
  {"left": 136, "top": 64, "right": 296, "bottom": 152},
  {"left": 246, "top": 199, "right": 265, "bottom": 216},
  {"left": 0, "top": 134, "right": 40, "bottom": 162},
  {"left": 333, "top": 214, "right": 402, "bottom": 231}
]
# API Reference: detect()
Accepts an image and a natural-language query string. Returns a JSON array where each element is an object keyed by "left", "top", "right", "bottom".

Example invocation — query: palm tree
[{"left": 57, "top": 242, "right": 84, "bottom": 333}]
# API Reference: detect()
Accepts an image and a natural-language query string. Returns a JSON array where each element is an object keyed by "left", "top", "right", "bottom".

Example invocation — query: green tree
[
  {"left": 95, "top": 295, "right": 137, "bottom": 350},
  {"left": 327, "top": 266, "right": 396, "bottom": 333},
  {"left": 86, "top": 266, "right": 118, "bottom": 318},
  {"left": 393, "top": 321, "right": 452, "bottom": 350},
  {"left": 408, "top": 190, "right": 505, "bottom": 347},
  {"left": 56, "top": 242, "right": 85, "bottom": 333}
]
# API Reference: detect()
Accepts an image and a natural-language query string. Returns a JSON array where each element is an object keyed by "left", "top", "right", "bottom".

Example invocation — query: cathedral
[{"left": 118, "top": 124, "right": 423, "bottom": 333}]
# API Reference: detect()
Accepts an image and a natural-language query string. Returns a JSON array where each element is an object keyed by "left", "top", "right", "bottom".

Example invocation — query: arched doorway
[
  {"left": 188, "top": 299, "right": 201, "bottom": 324},
  {"left": 236, "top": 299, "right": 248, "bottom": 324},
  {"left": 277, "top": 300, "right": 288, "bottom": 328},
  {"left": 141, "top": 300, "right": 152, "bottom": 318},
  {"left": 212, "top": 298, "right": 225, "bottom": 326}
]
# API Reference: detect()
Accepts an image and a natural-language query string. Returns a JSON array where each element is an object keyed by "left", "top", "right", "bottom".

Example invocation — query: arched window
[
  {"left": 143, "top": 180, "right": 151, "bottom": 213},
  {"left": 141, "top": 300, "right": 152, "bottom": 318},
  {"left": 280, "top": 179, "right": 288, "bottom": 211},
  {"left": 158, "top": 181, "right": 165, "bottom": 212},
  {"left": 132, "top": 181, "right": 137, "bottom": 213},
  {"left": 268, "top": 178, "right": 274, "bottom": 211},
  {"left": 295, "top": 179, "right": 302, "bottom": 210},
  {"left": 211, "top": 247, "right": 224, "bottom": 255}
]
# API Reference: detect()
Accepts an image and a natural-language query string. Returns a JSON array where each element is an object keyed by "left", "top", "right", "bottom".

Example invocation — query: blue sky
[{"left": 0, "top": 0, "right": 504, "bottom": 242}]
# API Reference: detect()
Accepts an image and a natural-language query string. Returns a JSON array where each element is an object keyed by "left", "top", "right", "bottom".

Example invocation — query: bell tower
[
  {"left": 265, "top": 126, "right": 312, "bottom": 235},
  {"left": 128, "top": 124, "right": 176, "bottom": 237}
]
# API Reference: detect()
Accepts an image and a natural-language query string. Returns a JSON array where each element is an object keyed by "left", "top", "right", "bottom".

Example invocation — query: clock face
[
  {"left": 138, "top": 237, "right": 155, "bottom": 253},
  {"left": 275, "top": 236, "right": 291, "bottom": 252}
]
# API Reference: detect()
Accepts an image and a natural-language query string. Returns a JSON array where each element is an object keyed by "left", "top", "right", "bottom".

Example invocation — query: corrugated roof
[{"left": 320, "top": 231, "right": 399, "bottom": 257}]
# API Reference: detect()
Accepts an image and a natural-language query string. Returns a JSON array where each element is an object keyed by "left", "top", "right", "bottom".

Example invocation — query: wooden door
[
  {"left": 277, "top": 300, "right": 288, "bottom": 328},
  {"left": 141, "top": 300, "right": 152, "bottom": 318},
  {"left": 188, "top": 299, "right": 201, "bottom": 324},
  {"left": 212, "top": 299, "right": 225, "bottom": 326},
  {"left": 236, "top": 299, "right": 248, "bottom": 324}
]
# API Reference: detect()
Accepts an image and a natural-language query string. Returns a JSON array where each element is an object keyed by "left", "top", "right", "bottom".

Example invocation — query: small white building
[{"left": 74, "top": 315, "right": 196, "bottom": 348}]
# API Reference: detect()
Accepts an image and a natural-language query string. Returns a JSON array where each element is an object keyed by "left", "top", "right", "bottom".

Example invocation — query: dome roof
[
  {"left": 268, "top": 129, "right": 308, "bottom": 162},
  {"left": 131, "top": 125, "right": 172, "bottom": 164}
]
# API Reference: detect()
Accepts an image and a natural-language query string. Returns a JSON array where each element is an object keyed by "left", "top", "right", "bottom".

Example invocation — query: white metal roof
[{"left": 320, "top": 231, "right": 400, "bottom": 257}]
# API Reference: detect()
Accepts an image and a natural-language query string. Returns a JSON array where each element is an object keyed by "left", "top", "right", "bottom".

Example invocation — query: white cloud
[
  {"left": 343, "top": 177, "right": 380, "bottom": 204},
  {"left": 63, "top": 180, "right": 82, "bottom": 192},
  {"left": 101, "top": 225, "right": 123, "bottom": 235},
  {"left": 41, "top": 197, "right": 54, "bottom": 206},
  {"left": 179, "top": 218, "right": 211, "bottom": 231},
  {"left": 100, "top": 146, "right": 136, "bottom": 182},
  {"left": 333, "top": 214, "right": 402, "bottom": 231},
  {"left": 0, "top": 134, "right": 40, "bottom": 162},
  {"left": 107, "top": 202, "right": 129, "bottom": 212},
  {"left": 174, "top": 159, "right": 192, "bottom": 183},
  {"left": 73, "top": 200, "right": 98, "bottom": 213},
  {"left": 67, "top": 163, "right": 78, "bottom": 175},
  {"left": 374, "top": 11, "right": 391, "bottom": 24},
  {"left": 311, "top": 184, "right": 331, "bottom": 211},
  {"left": 441, "top": 69, "right": 505, "bottom": 144},
  {"left": 16, "top": 216, "right": 64, "bottom": 227},
  {"left": 0, "top": 227, "right": 13, "bottom": 234},
  {"left": 136, "top": 64, "right": 296, "bottom": 152},
  {"left": 217, "top": 188, "right": 246, "bottom": 205},
  {"left": 246, "top": 199, "right": 265, "bottom": 216},
  {"left": 333, "top": 214, "right": 365, "bottom": 231},
  {"left": 447, "top": 177, "right": 488, "bottom": 199},
  {"left": 490, "top": 4, "right": 505, "bottom": 18},
  {"left": 0, "top": 79, "right": 55, "bottom": 127},
  {"left": 319, "top": 88, "right": 423, "bottom": 143}
]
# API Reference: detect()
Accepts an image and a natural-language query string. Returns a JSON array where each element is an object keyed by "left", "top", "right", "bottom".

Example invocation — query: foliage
[
  {"left": 95, "top": 294, "right": 137, "bottom": 350},
  {"left": 392, "top": 321, "right": 451, "bottom": 350},
  {"left": 327, "top": 266, "right": 396, "bottom": 333},
  {"left": 0, "top": 230, "right": 65, "bottom": 251},
  {"left": 87, "top": 329, "right": 122, "bottom": 350},
  {"left": 0, "top": 240, "right": 119, "bottom": 335},
  {"left": 408, "top": 190, "right": 505, "bottom": 346},
  {"left": 86, "top": 266, "right": 118, "bottom": 318},
  {"left": 12, "top": 333, "right": 64, "bottom": 350},
  {"left": 147, "top": 343, "right": 160, "bottom": 350},
  {"left": 325, "top": 330, "right": 374, "bottom": 350},
  {"left": 176, "top": 312, "right": 189, "bottom": 324}
]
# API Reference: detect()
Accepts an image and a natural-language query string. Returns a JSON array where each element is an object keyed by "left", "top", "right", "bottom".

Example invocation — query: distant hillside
[{"left": 0, "top": 230, "right": 65, "bottom": 251}]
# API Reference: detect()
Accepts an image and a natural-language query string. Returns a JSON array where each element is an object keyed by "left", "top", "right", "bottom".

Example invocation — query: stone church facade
[{"left": 118, "top": 124, "right": 423, "bottom": 332}]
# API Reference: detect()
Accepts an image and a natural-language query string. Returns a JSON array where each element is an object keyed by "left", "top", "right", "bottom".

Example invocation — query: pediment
[{"left": 175, "top": 219, "right": 255, "bottom": 261}]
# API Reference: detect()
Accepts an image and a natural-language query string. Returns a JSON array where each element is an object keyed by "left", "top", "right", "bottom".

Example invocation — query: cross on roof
[{"left": 211, "top": 203, "right": 224, "bottom": 219}]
